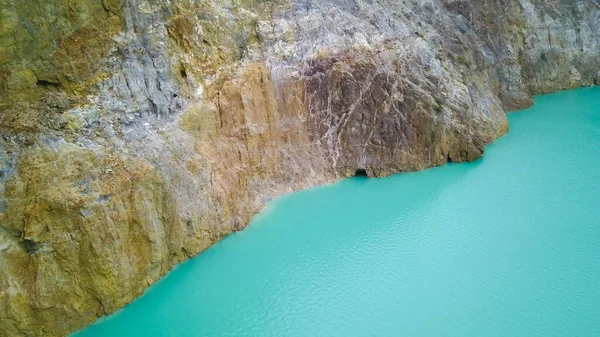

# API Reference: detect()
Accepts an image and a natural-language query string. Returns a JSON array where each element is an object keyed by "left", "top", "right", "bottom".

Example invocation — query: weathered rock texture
[{"left": 0, "top": 0, "right": 598, "bottom": 335}]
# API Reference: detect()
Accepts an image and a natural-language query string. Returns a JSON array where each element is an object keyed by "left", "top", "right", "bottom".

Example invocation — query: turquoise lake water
[{"left": 74, "top": 87, "right": 600, "bottom": 336}]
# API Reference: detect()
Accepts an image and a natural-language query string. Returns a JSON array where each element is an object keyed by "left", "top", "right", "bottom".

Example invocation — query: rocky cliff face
[{"left": 0, "top": 0, "right": 598, "bottom": 335}]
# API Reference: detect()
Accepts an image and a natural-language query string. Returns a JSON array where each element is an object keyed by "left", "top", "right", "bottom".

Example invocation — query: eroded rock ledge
[{"left": 0, "top": 0, "right": 598, "bottom": 335}]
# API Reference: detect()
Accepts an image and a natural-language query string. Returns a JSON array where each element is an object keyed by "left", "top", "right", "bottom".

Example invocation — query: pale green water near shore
[{"left": 74, "top": 87, "right": 600, "bottom": 336}]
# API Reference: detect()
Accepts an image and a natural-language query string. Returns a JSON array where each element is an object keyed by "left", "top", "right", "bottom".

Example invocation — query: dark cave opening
[{"left": 354, "top": 168, "right": 368, "bottom": 177}]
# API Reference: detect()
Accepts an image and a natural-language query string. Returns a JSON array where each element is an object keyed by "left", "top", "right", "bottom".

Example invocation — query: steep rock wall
[{"left": 0, "top": 0, "right": 598, "bottom": 335}]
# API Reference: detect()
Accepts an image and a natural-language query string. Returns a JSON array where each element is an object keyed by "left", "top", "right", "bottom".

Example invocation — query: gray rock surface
[{"left": 0, "top": 0, "right": 598, "bottom": 335}]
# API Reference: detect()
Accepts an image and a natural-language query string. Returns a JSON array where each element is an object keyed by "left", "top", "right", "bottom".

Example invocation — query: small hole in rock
[
  {"left": 180, "top": 68, "right": 187, "bottom": 78},
  {"left": 22, "top": 239, "right": 40, "bottom": 255},
  {"left": 36, "top": 79, "right": 59, "bottom": 88},
  {"left": 354, "top": 169, "right": 368, "bottom": 177}
]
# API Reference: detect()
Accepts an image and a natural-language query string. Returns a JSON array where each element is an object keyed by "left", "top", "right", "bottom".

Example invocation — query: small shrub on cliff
[
  {"left": 456, "top": 55, "right": 470, "bottom": 68},
  {"left": 434, "top": 97, "right": 445, "bottom": 113}
]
